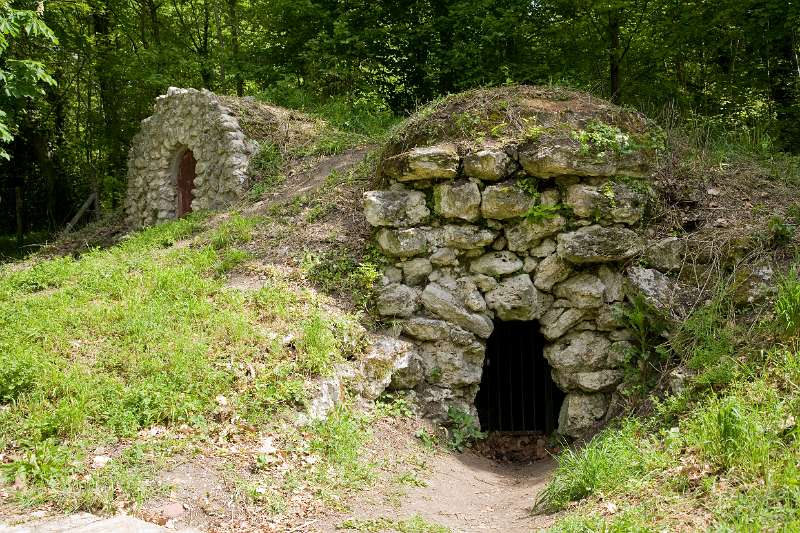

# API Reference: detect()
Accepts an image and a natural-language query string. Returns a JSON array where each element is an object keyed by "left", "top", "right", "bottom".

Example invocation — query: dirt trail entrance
[{"left": 325, "top": 450, "right": 556, "bottom": 533}]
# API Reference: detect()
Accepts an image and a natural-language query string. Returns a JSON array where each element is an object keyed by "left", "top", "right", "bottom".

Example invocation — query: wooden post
[
  {"left": 15, "top": 186, "right": 23, "bottom": 248},
  {"left": 63, "top": 192, "right": 98, "bottom": 234}
]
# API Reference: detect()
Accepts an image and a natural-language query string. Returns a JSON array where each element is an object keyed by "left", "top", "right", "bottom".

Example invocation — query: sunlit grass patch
[{"left": 0, "top": 214, "right": 369, "bottom": 513}]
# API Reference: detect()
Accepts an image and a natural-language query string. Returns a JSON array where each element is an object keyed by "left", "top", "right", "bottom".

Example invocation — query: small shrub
[
  {"left": 767, "top": 216, "right": 795, "bottom": 246},
  {"left": 525, "top": 203, "right": 562, "bottom": 223},
  {"left": 296, "top": 311, "right": 340, "bottom": 375},
  {"left": 445, "top": 407, "right": 485, "bottom": 452},
  {"left": 571, "top": 120, "right": 633, "bottom": 156},
  {"left": 414, "top": 428, "right": 440, "bottom": 449},
  {"left": 375, "top": 393, "right": 414, "bottom": 418},
  {"left": 0, "top": 348, "right": 39, "bottom": 404},
  {"left": 776, "top": 267, "right": 800, "bottom": 334}
]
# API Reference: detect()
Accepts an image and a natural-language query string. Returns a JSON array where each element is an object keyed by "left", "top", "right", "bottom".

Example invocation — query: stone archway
[
  {"left": 364, "top": 88, "right": 658, "bottom": 439},
  {"left": 125, "top": 87, "right": 252, "bottom": 227}
]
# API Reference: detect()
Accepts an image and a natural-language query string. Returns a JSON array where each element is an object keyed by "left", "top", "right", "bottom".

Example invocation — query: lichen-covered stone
[
  {"left": 419, "top": 339, "right": 485, "bottom": 386},
  {"left": 440, "top": 225, "right": 499, "bottom": 250},
  {"left": 540, "top": 307, "right": 585, "bottom": 340},
  {"left": 376, "top": 284, "right": 419, "bottom": 317},
  {"left": 558, "top": 393, "right": 610, "bottom": 438},
  {"left": 544, "top": 331, "right": 611, "bottom": 372},
  {"left": 457, "top": 277, "right": 487, "bottom": 312},
  {"left": 598, "top": 265, "right": 625, "bottom": 302},
  {"left": 557, "top": 225, "right": 642, "bottom": 263},
  {"left": 359, "top": 336, "right": 420, "bottom": 398},
  {"left": 402, "top": 317, "right": 451, "bottom": 341},
  {"left": 401, "top": 258, "right": 433, "bottom": 285},
  {"left": 363, "top": 189, "right": 430, "bottom": 227},
  {"left": 470, "top": 251, "right": 524, "bottom": 277},
  {"left": 519, "top": 139, "right": 650, "bottom": 179},
  {"left": 376, "top": 228, "right": 428, "bottom": 257},
  {"left": 553, "top": 273, "right": 605, "bottom": 309},
  {"left": 534, "top": 254, "right": 573, "bottom": 291},
  {"left": 553, "top": 369, "right": 624, "bottom": 393},
  {"left": 434, "top": 180, "right": 482, "bottom": 221},
  {"left": 530, "top": 238, "right": 557, "bottom": 257},
  {"left": 625, "top": 266, "right": 691, "bottom": 316},
  {"left": 463, "top": 148, "right": 516, "bottom": 181},
  {"left": 481, "top": 181, "right": 534, "bottom": 219},
  {"left": 564, "top": 182, "right": 647, "bottom": 225},
  {"left": 506, "top": 215, "right": 567, "bottom": 252},
  {"left": 644, "top": 237, "right": 686, "bottom": 271},
  {"left": 429, "top": 247, "right": 459, "bottom": 266},
  {"left": 420, "top": 283, "right": 494, "bottom": 338},
  {"left": 523, "top": 256, "right": 538, "bottom": 273},
  {"left": 383, "top": 143, "right": 460, "bottom": 182},
  {"left": 484, "top": 273, "right": 550, "bottom": 321},
  {"left": 470, "top": 273, "right": 499, "bottom": 292}
]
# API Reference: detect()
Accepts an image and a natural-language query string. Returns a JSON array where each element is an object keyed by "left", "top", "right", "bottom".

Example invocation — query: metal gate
[{"left": 475, "top": 320, "right": 564, "bottom": 433}]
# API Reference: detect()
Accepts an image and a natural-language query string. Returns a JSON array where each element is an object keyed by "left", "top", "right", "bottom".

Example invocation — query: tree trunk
[{"left": 608, "top": 10, "right": 622, "bottom": 103}]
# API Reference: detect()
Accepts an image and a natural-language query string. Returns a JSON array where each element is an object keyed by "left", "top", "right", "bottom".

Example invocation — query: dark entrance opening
[
  {"left": 176, "top": 149, "right": 197, "bottom": 217},
  {"left": 475, "top": 320, "right": 564, "bottom": 433}
]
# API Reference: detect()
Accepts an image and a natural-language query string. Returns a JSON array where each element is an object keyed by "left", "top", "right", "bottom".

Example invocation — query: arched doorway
[
  {"left": 176, "top": 149, "right": 197, "bottom": 217},
  {"left": 475, "top": 320, "right": 564, "bottom": 433}
]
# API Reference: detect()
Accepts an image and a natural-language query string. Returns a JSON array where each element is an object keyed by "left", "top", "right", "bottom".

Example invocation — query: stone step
[{"left": 0, "top": 513, "right": 202, "bottom": 533}]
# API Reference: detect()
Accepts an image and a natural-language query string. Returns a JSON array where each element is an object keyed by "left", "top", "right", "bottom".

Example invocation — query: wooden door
[{"left": 176, "top": 150, "right": 196, "bottom": 217}]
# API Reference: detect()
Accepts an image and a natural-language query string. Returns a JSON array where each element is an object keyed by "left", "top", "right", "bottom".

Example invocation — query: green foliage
[
  {"left": 536, "top": 420, "right": 659, "bottom": 513},
  {"left": 300, "top": 249, "right": 382, "bottom": 309},
  {"left": 445, "top": 407, "right": 485, "bottom": 452},
  {"left": 767, "top": 215, "right": 796, "bottom": 246},
  {"left": 340, "top": 514, "right": 450, "bottom": 533},
  {"left": 413, "top": 428, "right": 440, "bottom": 450},
  {"left": 0, "top": 216, "right": 368, "bottom": 510},
  {"left": 619, "top": 294, "right": 670, "bottom": 385},
  {"left": 525, "top": 204, "right": 562, "bottom": 223},
  {"left": 571, "top": 121, "right": 633, "bottom": 157},
  {"left": 775, "top": 267, "right": 800, "bottom": 334},
  {"left": 375, "top": 393, "right": 414, "bottom": 419}
]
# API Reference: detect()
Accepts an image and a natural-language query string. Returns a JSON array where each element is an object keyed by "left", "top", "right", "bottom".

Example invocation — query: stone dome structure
[
  {"left": 125, "top": 87, "right": 253, "bottom": 227},
  {"left": 125, "top": 87, "right": 320, "bottom": 228},
  {"left": 364, "top": 87, "right": 667, "bottom": 438}
]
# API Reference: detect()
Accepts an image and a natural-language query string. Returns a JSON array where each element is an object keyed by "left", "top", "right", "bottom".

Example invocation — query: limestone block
[
  {"left": 558, "top": 393, "right": 611, "bottom": 438},
  {"left": 383, "top": 143, "right": 460, "bottom": 182},
  {"left": 430, "top": 247, "right": 459, "bottom": 266},
  {"left": 470, "top": 273, "right": 499, "bottom": 293},
  {"left": 553, "top": 369, "right": 624, "bottom": 393},
  {"left": 376, "top": 228, "right": 428, "bottom": 258},
  {"left": 557, "top": 225, "right": 642, "bottom": 264},
  {"left": 481, "top": 181, "right": 534, "bottom": 219},
  {"left": 530, "top": 238, "right": 557, "bottom": 258},
  {"left": 376, "top": 284, "right": 419, "bottom": 317},
  {"left": 643, "top": 237, "right": 686, "bottom": 271},
  {"left": 564, "top": 182, "right": 647, "bottom": 225},
  {"left": 402, "top": 317, "right": 452, "bottom": 341},
  {"left": 401, "top": 258, "right": 433, "bottom": 286},
  {"left": 440, "top": 225, "right": 498, "bottom": 250},
  {"left": 553, "top": 273, "right": 605, "bottom": 309},
  {"left": 463, "top": 148, "right": 516, "bottom": 181},
  {"left": 506, "top": 215, "right": 567, "bottom": 252},
  {"left": 419, "top": 339, "right": 485, "bottom": 387},
  {"left": 519, "top": 139, "right": 650, "bottom": 179},
  {"left": 598, "top": 265, "right": 625, "bottom": 302},
  {"left": 420, "top": 283, "right": 494, "bottom": 338},
  {"left": 625, "top": 266, "right": 694, "bottom": 316},
  {"left": 484, "top": 273, "right": 550, "bottom": 321},
  {"left": 540, "top": 307, "right": 585, "bottom": 340},
  {"left": 434, "top": 180, "right": 482, "bottom": 221},
  {"left": 470, "top": 251, "right": 524, "bottom": 277},
  {"left": 457, "top": 277, "right": 487, "bottom": 312},
  {"left": 543, "top": 331, "right": 612, "bottom": 372},
  {"left": 534, "top": 254, "right": 573, "bottom": 291}
]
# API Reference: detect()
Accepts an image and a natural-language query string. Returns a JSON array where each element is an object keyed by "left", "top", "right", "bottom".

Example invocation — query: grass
[
  {"left": 339, "top": 514, "right": 451, "bottom": 533},
  {"left": 537, "top": 274, "right": 800, "bottom": 531},
  {"left": 0, "top": 211, "right": 374, "bottom": 515}
]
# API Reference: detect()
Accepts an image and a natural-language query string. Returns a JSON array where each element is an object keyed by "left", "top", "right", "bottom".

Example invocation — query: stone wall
[
  {"left": 364, "top": 133, "right": 656, "bottom": 438},
  {"left": 125, "top": 87, "right": 252, "bottom": 227}
]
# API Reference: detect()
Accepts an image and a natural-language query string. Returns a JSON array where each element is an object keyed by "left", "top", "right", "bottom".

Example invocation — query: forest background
[{"left": 1, "top": 0, "right": 798, "bottom": 245}]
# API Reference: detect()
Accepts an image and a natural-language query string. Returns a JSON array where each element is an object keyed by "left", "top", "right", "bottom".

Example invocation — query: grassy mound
[{"left": 0, "top": 212, "right": 377, "bottom": 518}]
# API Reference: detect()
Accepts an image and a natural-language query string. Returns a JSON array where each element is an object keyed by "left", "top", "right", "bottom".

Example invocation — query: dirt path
[{"left": 324, "top": 451, "right": 556, "bottom": 533}]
